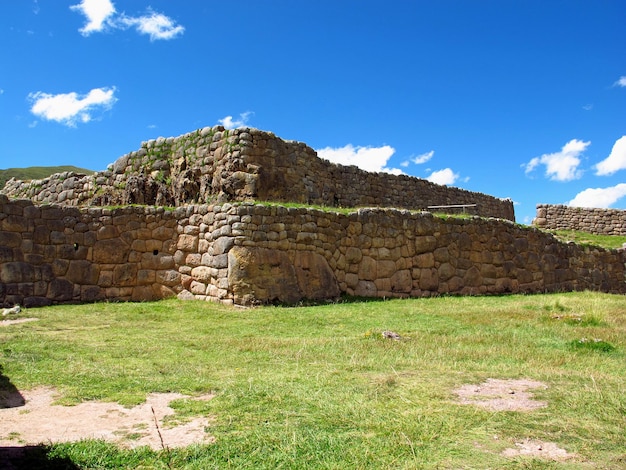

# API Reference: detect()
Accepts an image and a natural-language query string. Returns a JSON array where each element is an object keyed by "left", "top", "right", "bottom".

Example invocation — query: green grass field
[
  {"left": 1, "top": 292, "right": 625, "bottom": 469},
  {"left": 0, "top": 166, "right": 94, "bottom": 189}
]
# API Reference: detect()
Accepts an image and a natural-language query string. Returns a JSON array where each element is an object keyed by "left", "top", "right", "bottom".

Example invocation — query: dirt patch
[
  {"left": 0, "top": 387, "right": 215, "bottom": 450},
  {"left": 0, "top": 318, "right": 39, "bottom": 327},
  {"left": 454, "top": 378, "right": 547, "bottom": 411},
  {"left": 501, "top": 438, "right": 577, "bottom": 461}
]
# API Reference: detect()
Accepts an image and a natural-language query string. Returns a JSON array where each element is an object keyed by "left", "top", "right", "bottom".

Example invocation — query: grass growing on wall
[
  {"left": 1, "top": 292, "right": 625, "bottom": 468},
  {"left": 546, "top": 229, "right": 626, "bottom": 250}
]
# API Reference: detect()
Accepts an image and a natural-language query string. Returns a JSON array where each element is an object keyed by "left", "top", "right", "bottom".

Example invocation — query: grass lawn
[{"left": 1, "top": 292, "right": 625, "bottom": 469}]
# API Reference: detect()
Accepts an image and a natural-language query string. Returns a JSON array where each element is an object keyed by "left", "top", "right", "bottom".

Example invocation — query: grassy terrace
[{"left": 1, "top": 292, "right": 625, "bottom": 468}]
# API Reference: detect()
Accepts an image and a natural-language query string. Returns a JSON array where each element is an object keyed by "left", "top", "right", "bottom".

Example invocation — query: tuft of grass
[
  {"left": 0, "top": 292, "right": 624, "bottom": 468},
  {"left": 569, "top": 337, "right": 616, "bottom": 353}
]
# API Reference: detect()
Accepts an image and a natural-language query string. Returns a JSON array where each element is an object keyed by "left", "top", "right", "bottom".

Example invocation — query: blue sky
[{"left": 1, "top": 1, "right": 625, "bottom": 224}]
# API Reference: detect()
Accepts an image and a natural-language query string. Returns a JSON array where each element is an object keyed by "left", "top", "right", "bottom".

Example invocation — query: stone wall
[
  {"left": 1, "top": 127, "right": 515, "bottom": 221},
  {"left": 534, "top": 204, "right": 626, "bottom": 235},
  {"left": 2, "top": 195, "right": 623, "bottom": 308}
]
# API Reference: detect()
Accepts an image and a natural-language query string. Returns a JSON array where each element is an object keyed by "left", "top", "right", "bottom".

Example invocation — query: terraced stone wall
[
  {"left": 1, "top": 195, "right": 623, "bottom": 308},
  {"left": 1, "top": 127, "right": 515, "bottom": 221},
  {"left": 534, "top": 204, "right": 626, "bottom": 235}
]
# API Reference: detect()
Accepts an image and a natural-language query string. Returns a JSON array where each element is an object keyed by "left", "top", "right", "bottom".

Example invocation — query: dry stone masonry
[
  {"left": 534, "top": 204, "right": 626, "bottom": 235},
  {"left": 1, "top": 195, "right": 624, "bottom": 307},
  {"left": 1, "top": 127, "right": 624, "bottom": 307},
  {"left": 1, "top": 126, "right": 514, "bottom": 220}
]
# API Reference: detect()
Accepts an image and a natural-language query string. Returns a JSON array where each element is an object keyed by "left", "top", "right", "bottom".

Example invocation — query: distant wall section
[
  {"left": 534, "top": 204, "right": 626, "bottom": 235},
  {"left": 1, "top": 127, "right": 515, "bottom": 221}
]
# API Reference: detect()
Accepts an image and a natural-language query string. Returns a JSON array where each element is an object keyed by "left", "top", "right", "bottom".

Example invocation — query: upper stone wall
[
  {"left": 534, "top": 204, "right": 626, "bottom": 235},
  {"left": 1, "top": 126, "right": 515, "bottom": 221}
]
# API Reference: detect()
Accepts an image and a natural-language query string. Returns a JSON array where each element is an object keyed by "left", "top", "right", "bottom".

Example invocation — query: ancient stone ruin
[
  {"left": 1, "top": 127, "right": 624, "bottom": 307},
  {"left": 2, "top": 126, "right": 514, "bottom": 220},
  {"left": 534, "top": 204, "right": 626, "bottom": 236}
]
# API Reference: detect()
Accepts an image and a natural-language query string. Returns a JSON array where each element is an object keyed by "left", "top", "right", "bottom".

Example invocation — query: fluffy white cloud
[
  {"left": 316, "top": 144, "right": 403, "bottom": 174},
  {"left": 614, "top": 76, "right": 626, "bottom": 87},
  {"left": 426, "top": 168, "right": 459, "bottom": 185},
  {"left": 71, "top": 0, "right": 184, "bottom": 40},
  {"left": 594, "top": 136, "right": 626, "bottom": 176},
  {"left": 411, "top": 150, "right": 434, "bottom": 165},
  {"left": 218, "top": 112, "right": 253, "bottom": 130},
  {"left": 569, "top": 183, "right": 626, "bottom": 208},
  {"left": 70, "top": 0, "right": 116, "bottom": 35},
  {"left": 29, "top": 87, "right": 117, "bottom": 126},
  {"left": 119, "top": 11, "right": 185, "bottom": 41},
  {"left": 524, "top": 139, "right": 589, "bottom": 181}
]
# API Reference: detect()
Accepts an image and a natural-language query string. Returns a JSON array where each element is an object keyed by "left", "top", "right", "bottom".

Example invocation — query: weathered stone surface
[
  {"left": 534, "top": 204, "right": 626, "bottom": 235},
  {"left": 228, "top": 246, "right": 301, "bottom": 305},
  {"left": 1, "top": 194, "right": 625, "bottom": 307},
  {"left": 48, "top": 278, "right": 73, "bottom": 301},
  {"left": 1, "top": 127, "right": 514, "bottom": 220},
  {"left": 93, "top": 239, "right": 129, "bottom": 263},
  {"left": 66, "top": 260, "right": 99, "bottom": 285},
  {"left": 1, "top": 262, "right": 35, "bottom": 283},
  {"left": 294, "top": 251, "right": 340, "bottom": 300}
]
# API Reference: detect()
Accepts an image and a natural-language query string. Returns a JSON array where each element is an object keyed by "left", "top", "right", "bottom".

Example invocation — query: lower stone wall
[
  {"left": 534, "top": 204, "right": 626, "bottom": 235},
  {"left": 1, "top": 195, "right": 624, "bottom": 308}
]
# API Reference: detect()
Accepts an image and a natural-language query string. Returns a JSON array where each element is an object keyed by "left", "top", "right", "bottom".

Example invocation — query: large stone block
[
  {"left": 48, "top": 278, "right": 74, "bottom": 301},
  {"left": 228, "top": 246, "right": 301, "bottom": 305},
  {"left": 294, "top": 251, "right": 340, "bottom": 300},
  {"left": 66, "top": 260, "right": 99, "bottom": 285},
  {"left": 93, "top": 238, "right": 129, "bottom": 263},
  {"left": 1, "top": 262, "right": 35, "bottom": 283}
]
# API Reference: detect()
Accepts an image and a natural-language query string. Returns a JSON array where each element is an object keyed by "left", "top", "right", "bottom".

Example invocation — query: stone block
[
  {"left": 93, "top": 238, "right": 129, "bottom": 263},
  {"left": 48, "top": 278, "right": 73, "bottom": 301},
  {"left": 1, "top": 262, "right": 35, "bottom": 283},
  {"left": 354, "top": 280, "right": 377, "bottom": 297},
  {"left": 177, "top": 234, "right": 198, "bottom": 251},
  {"left": 228, "top": 246, "right": 302, "bottom": 305},
  {"left": 358, "top": 256, "right": 377, "bottom": 281},
  {"left": 66, "top": 260, "right": 99, "bottom": 285},
  {"left": 157, "top": 269, "right": 181, "bottom": 287},
  {"left": 390, "top": 269, "right": 412, "bottom": 293},
  {"left": 294, "top": 251, "right": 340, "bottom": 300},
  {"left": 191, "top": 266, "right": 212, "bottom": 283}
]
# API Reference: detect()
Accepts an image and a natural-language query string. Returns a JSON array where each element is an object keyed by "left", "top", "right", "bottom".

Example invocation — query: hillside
[{"left": 0, "top": 166, "right": 93, "bottom": 189}]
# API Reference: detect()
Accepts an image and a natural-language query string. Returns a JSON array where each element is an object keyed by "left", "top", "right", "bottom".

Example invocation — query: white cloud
[
  {"left": 71, "top": 0, "right": 184, "bottom": 40},
  {"left": 426, "top": 168, "right": 459, "bottom": 185},
  {"left": 316, "top": 144, "right": 403, "bottom": 174},
  {"left": 411, "top": 150, "right": 434, "bottom": 165},
  {"left": 569, "top": 183, "right": 626, "bottom": 208},
  {"left": 70, "top": 0, "right": 116, "bottom": 36},
  {"left": 594, "top": 136, "right": 626, "bottom": 176},
  {"left": 218, "top": 112, "right": 253, "bottom": 130},
  {"left": 29, "top": 87, "right": 117, "bottom": 127},
  {"left": 119, "top": 11, "right": 185, "bottom": 41},
  {"left": 524, "top": 139, "right": 589, "bottom": 181},
  {"left": 614, "top": 76, "right": 626, "bottom": 87}
]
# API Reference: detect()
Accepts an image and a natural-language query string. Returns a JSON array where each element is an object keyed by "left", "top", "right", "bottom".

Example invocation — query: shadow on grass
[
  {"left": 0, "top": 366, "right": 24, "bottom": 409},
  {"left": 0, "top": 446, "right": 79, "bottom": 470}
]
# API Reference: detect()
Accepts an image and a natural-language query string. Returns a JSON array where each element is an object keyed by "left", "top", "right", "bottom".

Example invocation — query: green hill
[{"left": 0, "top": 166, "right": 94, "bottom": 189}]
